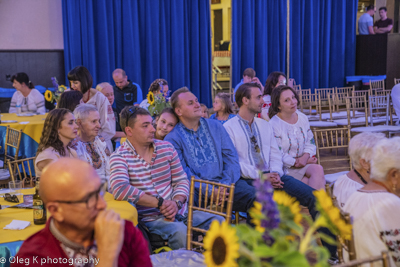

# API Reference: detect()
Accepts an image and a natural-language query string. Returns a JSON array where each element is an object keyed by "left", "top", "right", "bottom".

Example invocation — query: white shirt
[
  {"left": 81, "top": 91, "right": 116, "bottom": 151},
  {"left": 343, "top": 190, "right": 400, "bottom": 267},
  {"left": 224, "top": 115, "right": 284, "bottom": 179},
  {"left": 269, "top": 111, "right": 316, "bottom": 169},
  {"left": 332, "top": 173, "right": 364, "bottom": 208},
  {"left": 139, "top": 99, "right": 150, "bottom": 110},
  {"left": 391, "top": 84, "right": 400, "bottom": 125},
  {"left": 9, "top": 89, "right": 46, "bottom": 114},
  {"left": 260, "top": 95, "right": 271, "bottom": 121}
]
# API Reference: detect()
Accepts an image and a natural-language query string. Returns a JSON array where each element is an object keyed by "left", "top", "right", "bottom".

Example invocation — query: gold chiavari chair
[
  {"left": 335, "top": 86, "right": 354, "bottom": 96},
  {"left": 369, "top": 95, "right": 390, "bottom": 126},
  {"left": 293, "top": 84, "right": 302, "bottom": 93},
  {"left": 369, "top": 79, "right": 385, "bottom": 91},
  {"left": 186, "top": 177, "right": 235, "bottom": 250},
  {"left": 7, "top": 157, "right": 36, "bottom": 187},
  {"left": 335, "top": 251, "right": 390, "bottom": 267},
  {"left": 347, "top": 95, "right": 369, "bottom": 126},
  {"left": 299, "top": 89, "right": 313, "bottom": 114},
  {"left": 395, "top": 78, "right": 400, "bottom": 85},
  {"left": 328, "top": 92, "right": 350, "bottom": 121},
  {"left": 4, "top": 126, "right": 23, "bottom": 163},
  {"left": 316, "top": 88, "right": 335, "bottom": 113},
  {"left": 305, "top": 93, "right": 320, "bottom": 120}
]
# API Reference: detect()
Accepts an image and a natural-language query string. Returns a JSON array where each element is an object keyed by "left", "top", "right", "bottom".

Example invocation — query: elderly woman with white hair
[
  {"left": 343, "top": 137, "right": 400, "bottom": 267},
  {"left": 70, "top": 104, "right": 111, "bottom": 186},
  {"left": 332, "top": 132, "right": 386, "bottom": 207}
]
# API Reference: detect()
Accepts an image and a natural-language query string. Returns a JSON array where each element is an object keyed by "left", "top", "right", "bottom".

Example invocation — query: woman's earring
[{"left": 392, "top": 183, "right": 397, "bottom": 192}]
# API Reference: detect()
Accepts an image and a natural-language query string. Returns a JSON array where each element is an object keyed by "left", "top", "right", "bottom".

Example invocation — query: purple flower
[{"left": 51, "top": 77, "right": 59, "bottom": 89}]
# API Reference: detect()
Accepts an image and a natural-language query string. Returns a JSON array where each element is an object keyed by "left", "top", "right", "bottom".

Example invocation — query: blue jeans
[{"left": 143, "top": 211, "right": 224, "bottom": 250}]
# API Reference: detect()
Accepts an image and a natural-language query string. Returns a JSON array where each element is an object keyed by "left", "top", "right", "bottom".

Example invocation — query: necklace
[
  {"left": 82, "top": 91, "right": 91, "bottom": 103},
  {"left": 353, "top": 169, "right": 368, "bottom": 184},
  {"left": 371, "top": 179, "right": 391, "bottom": 192}
]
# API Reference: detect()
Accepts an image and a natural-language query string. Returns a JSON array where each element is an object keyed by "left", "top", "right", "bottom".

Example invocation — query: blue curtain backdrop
[
  {"left": 232, "top": 0, "right": 358, "bottom": 92},
  {"left": 62, "top": 0, "right": 212, "bottom": 106},
  {"left": 232, "top": 0, "right": 287, "bottom": 89}
]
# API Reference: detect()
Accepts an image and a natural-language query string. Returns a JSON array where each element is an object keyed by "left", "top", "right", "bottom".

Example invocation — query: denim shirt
[{"left": 165, "top": 118, "right": 240, "bottom": 193}]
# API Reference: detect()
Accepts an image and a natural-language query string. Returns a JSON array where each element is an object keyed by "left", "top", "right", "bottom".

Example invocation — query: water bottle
[{"left": 16, "top": 104, "right": 21, "bottom": 114}]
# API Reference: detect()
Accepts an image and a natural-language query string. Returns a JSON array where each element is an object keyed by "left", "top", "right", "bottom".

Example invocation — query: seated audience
[
  {"left": 140, "top": 78, "right": 168, "bottom": 110},
  {"left": 110, "top": 106, "right": 223, "bottom": 250},
  {"left": 268, "top": 86, "right": 325, "bottom": 190},
  {"left": 209, "top": 92, "right": 236, "bottom": 124},
  {"left": 333, "top": 132, "right": 386, "bottom": 207},
  {"left": 35, "top": 108, "right": 79, "bottom": 177},
  {"left": 200, "top": 103, "right": 209, "bottom": 118},
  {"left": 68, "top": 66, "right": 115, "bottom": 151},
  {"left": 112, "top": 68, "right": 143, "bottom": 114},
  {"left": 96, "top": 82, "right": 125, "bottom": 141},
  {"left": 9, "top": 72, "right": 45, "bottom": 114},
  {"left": 14, "top": 158, "right": 151, "bottom": 267},
  {"left": 391, "top": 82, "right": 400, "bottom": 125},
  {"left": 70, "top": 104, "right": 111, "bottom": 186},
  {"left": 233, "top": 68, "right": 263, "bottom": 95},
  {"left": 344, "top": 137, "right": 400, "bottom": 267},
  {"left": 57, "top": 90, "right": 83, "bottom": 112},
  {"left": 261, "top": 71, "right": 287, "bottom": 121},
  {"left": 224, "top": 82, "right": 336, "bottom": 259},
  {"left": 154, "top": 107, "right": 178, "bottom": 140}
]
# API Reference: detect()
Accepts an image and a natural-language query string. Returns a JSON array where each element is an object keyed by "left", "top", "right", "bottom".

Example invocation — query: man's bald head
[
  {"left": 112, "top": 69, "right": 129, "bottom": 89},
  {"left": 112, "top": 68, "right": 126, "bottom": 77},
  {"left": 40, "top": 158, "right": 100, "bottom": 204}
]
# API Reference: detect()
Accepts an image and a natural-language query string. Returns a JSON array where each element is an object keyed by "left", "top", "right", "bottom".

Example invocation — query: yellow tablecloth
[
  {"left": 0, "top": 189, "right": 137, "bottom": 243},
  {"left": 1, "top": 113, "right": 47, "bottom": 143}
]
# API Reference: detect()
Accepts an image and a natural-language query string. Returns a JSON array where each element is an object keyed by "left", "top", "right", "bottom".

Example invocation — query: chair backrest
[
  {"left": 346, "top": 95, "right": 368, "bottom": 127},
  {"left": 7, "top": 157, "right": 36, "bottom": 187},
  {"left": 312, "top": 127, "right": 351, "bottom": 172},
  {"left": 4, "top": 126, "right": 23, "bottom": 162},
  {"left": 369, "top": 79, "right": 385, "bottom": 91},
  {"left": 298, "top": 89, "right": 312, "bottom": 113},
  {"left": 316, "top": 88, "right": 335, "bottom": 102},
  {"left": 369, "top": 95, "right": 389, "bottom": 126},
  {"left": 293, "top": 84, "right": 301, "bottom": 92},
  {"left": 186, "top": 177, "right": 235, "bottom": 250},
  {"left": 306, "top": 93, "right": 320, "bottom": 117},
  {"left": 329, "top": 92, "right": 350, "bottom": 120},
  {"left": 395, "top": 78, "right": 400, "bottom": 85},
  {"left": 335, "top": 86, "right": 354, "bottom": 96},
  {"left": 335, "top": 251, "right": 390, "bottom": 267}
]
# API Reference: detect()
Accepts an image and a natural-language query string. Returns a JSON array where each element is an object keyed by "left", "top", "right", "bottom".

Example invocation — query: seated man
[
  {"left": 14, "top": 158, "right": 151, "bottom": 267},
  {"left": 110, "top": 106, "right": 223, "bottom": 250},
  {"left": 224, "top": 82, "right": 337, "bottom": 261},
  {"left": 165, "top": 87, "right": 255, "bottom": 222}
]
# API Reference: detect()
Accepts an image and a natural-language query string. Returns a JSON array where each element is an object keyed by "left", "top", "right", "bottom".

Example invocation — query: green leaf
[
  {"left": 318, "top": 232, "right": 337, "bottom": 246},
  {"left": 272, "top": 251, "right": 311, "bottom": 267},
  {"left": 311, "top": 246, "right": 330, "bottom": 267},
  {"left": 252, "top": 244, "right": 277, "bottom": 258}
]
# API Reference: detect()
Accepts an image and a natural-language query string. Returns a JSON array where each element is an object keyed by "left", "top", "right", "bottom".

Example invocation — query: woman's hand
[
  {"left": 307, "top": 156, "right": 318, "bottom": 164},
  {"left": 294, "top": 153, "right": 310, "bottom": 168}
]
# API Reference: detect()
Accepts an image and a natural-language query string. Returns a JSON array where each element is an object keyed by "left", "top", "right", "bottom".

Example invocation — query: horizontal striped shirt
[{"left": 109, "top": 139, "right": 189, "bottom": 222}]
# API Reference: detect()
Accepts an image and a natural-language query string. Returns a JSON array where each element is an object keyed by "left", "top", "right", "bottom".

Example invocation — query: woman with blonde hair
[{"left": 209, "top": 92, "right": 235, "bottom": 124}]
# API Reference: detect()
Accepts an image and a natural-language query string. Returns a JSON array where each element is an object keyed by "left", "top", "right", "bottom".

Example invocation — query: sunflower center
[{"left": 211, "top": 236, "right": 226, "bottom": 265}]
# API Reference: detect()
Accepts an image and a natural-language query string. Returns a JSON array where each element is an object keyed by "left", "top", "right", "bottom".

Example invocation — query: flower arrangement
[
  {"left": 44, "top": 77, "right": 67, "bottom": 104},
  {"left": 204, "top": 174, "right": 352, "bottom": 267},
  {"left": 147, "top": 83, "right": 171, "bottom": 117}
]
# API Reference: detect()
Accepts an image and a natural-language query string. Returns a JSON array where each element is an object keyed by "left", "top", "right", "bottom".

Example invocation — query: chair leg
[{"left": 235, "top": 211, "right": 239, "bottom": 224}]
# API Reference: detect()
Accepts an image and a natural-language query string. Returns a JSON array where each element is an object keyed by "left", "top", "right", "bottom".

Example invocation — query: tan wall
[{"left": 211, "top": 0, "right": 231, "bottom": 52}]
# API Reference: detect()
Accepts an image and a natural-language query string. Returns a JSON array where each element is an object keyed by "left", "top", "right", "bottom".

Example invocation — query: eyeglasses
[
  {"left": 4, "top": 193, "right": 19, "bottom": 203},
  {"left": 125, "top": 107, "right": 139, "bottom": 129},
  {"left": 250, "top": 136, "right": 260, "bottom": 153},
  {"left": 54, "top": 183, "right": 106, "bottom": 209}
]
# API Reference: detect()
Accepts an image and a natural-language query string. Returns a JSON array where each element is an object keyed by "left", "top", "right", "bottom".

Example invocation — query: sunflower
[
  {"left": 58, "top": 85, "right": 67, "bottom": 93},
  {"left": 249, "top": 201, "right": 266, "bottom": 233},
  {"left": 313, "top": 190, "right": 352, "bottom": 240},
  {"left": 204, "top": 221, "right": 239, "bottom": 267},
  {"left": 147, "top": 91, "right": 155, "bottom": 105},
  {"left": 45, "top": 90, "right": 53, "bottom": 102},
  {"left": 273, "top": 191, "right": 302, "bottom": 225}
]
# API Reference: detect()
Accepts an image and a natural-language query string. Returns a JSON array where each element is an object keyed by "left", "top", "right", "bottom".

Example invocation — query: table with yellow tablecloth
[{"left": 0, "top": 188, "right": 137, "bottom": 244}]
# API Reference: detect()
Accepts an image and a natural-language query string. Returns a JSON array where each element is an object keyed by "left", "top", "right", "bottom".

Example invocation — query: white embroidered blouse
[
  {"left": 269, "top": 110, "right": 316, "bottom": 169},
  {"left": 260, "top": 94, "right": 271, "bottom": 121},
  {"left": 9, "top": 89, "right": 46, "bottom": 114},
  {"left": 332, "top": 173, "right": 364, "bottom": 208}
]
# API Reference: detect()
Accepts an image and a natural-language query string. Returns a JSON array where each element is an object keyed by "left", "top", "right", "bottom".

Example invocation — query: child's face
[{"left": 201, "top": 106, "right": 209, "bottom": 118}]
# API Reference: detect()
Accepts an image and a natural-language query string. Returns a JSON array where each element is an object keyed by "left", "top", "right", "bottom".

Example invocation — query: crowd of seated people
[{"left": 18, "top": 65, "right": 399, "bottom": 265}]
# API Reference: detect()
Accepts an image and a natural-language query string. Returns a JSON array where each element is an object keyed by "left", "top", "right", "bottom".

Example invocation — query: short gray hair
[
  {"left": 73, "top": 104, "right": 99, "bottom": 120},
  {"left": 348, "top": 132, "right": 386, "bottom": 170},
  {"left": 371, "top": 137, "right": 400, "bottom": 182}
]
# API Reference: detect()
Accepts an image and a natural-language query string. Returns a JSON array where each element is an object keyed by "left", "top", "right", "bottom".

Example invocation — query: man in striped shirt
[{"left": 109, "top": 106, "right": 224, "bottom": 250}]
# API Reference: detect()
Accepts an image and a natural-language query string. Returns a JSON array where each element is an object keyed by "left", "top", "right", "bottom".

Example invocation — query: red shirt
[{"left": 12, "top": 218, "right": 152, "bottom": 267}]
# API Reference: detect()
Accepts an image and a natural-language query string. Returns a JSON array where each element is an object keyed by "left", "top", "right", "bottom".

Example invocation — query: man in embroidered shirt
[
  {"left": 165, "top": 87, "right": 256, "bottom": 223},
  {"left": 110, "top": 106, "right": 223, "bottom": 250},
  {"left": 13, "top": 158, "right": 151, "bottom": 267},
  {"left": 224, "top": 82, "right": 337, "bottom": 260}
]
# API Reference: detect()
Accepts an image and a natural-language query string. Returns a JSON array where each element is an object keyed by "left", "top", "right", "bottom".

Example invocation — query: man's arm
[
  {"left": 219, "top": 124, "right": 241, "bottom": 185},
  {"left": 368, "top": 25, "right": 375, "bottom": 34},
  {"left": 169, "top": 147, "right": 189, "bottom": 202}
]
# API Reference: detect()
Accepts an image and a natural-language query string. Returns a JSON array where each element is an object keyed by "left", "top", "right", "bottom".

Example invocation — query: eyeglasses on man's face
[{"left": 54, "top": 183, "right": 106, "bottom": 209}]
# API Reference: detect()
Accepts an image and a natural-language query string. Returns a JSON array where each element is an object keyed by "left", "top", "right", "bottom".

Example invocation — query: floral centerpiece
[
  {"left": 44, "top": 77, "right": 67, "bottom": 104},
  {"left": 203, "top": 174, "right": 352, "bottom": 267},
  {"left": 147, "top": 84, "right": 170, "bottom": 117}
]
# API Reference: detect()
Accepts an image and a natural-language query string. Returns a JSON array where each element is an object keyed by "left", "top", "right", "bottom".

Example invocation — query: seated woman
[
  {"left": 333, "top": 132, "right": 386, "bottom": 207},
  {"left": 140, "top": 79, "right": 168, "bottom": 110},
  {"left": 154, "top": 107, "right": 178, "bottom": 140},
  {"left": 268, "top": 86, "right": 325, "bottom": 190},
  {"left": 70, "top": 104, "right": 111, "bottom": 186},
  {"left": 57, "top": 90, "right": 83, "bottom": 112},
  {"left": 200, "top": 103, "right": 209, "bottom": 118},
  {"left": 344, "top": 137, "right": 400, "bottom": 267},
  {"left": 209, "top": 92, "right": 236, "bottom": 124},
  {"left": 9, "top": 72, "right": 45, "bottom": 114},
  {"left": 35, "top": 108, "right": 79, "bottom": 177},
  {"left": 68, "top": 66, "right": 115, "bottom": 152},
  {"left": 261, "top": 72, "right": 286, "bottom": 121}
]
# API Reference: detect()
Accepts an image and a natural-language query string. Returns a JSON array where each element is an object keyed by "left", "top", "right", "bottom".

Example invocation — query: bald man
[
  {"left": 13, "top": 158, "right": 151, "bottom": 267},
  {"left": 112, "top": 69, "right": 143, "bottom": 114}
]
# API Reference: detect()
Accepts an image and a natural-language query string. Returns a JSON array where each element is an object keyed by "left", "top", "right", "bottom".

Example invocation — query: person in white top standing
[
  {"left": 344, "top": 137, "right": 400, "bottom": 267},
  {"left": 67, "top": 66, "right": 115, "bottom": 152},
  {"left": 260, "top": 71, "right": 286, "bottom": 121},
  {"left": 9, "top": 72, "right": 45, "bottom": 114},
  {"left": 332, "top": 132, "right": 386, "bottom": 208},
  {"left": 268, "top": 86, "right": 325, "bottom": 190}
]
